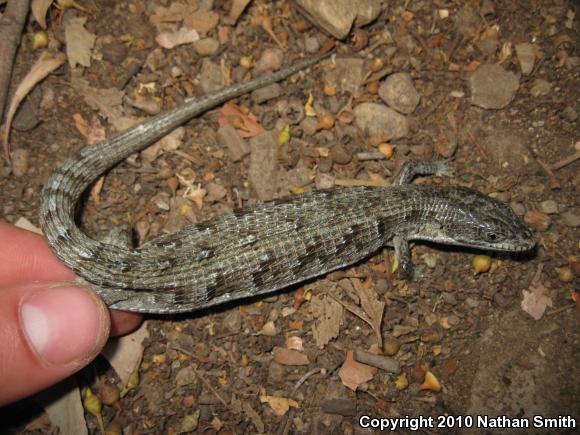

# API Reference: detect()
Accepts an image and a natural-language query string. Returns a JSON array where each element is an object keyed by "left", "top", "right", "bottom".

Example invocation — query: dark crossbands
[{"left": 39, "top": 53, "right": 535, "bottom": 313}]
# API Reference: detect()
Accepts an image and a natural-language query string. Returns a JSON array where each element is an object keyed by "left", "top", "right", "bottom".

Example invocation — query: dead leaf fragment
[
  {"left": 65, "top": 16, "right": 96, "bottom": 68},
  {"left": 272, "top": 346, "right": 309, "bottom": 366},
  {"left": 339, "top": 349, "right": 377, "bottom": 391},
  {"left": 217, "top": 102, "right": 264, "bottom": 138},
  {"left": 259, "top": 395, "right": 299, "bottom": 416},
  {"left": 2, "top": 50, "right": 66, "bottom": 158},
  {"left": 156, "top": 27, "right": 200, "bottom": 49},
  {"left": 31, "top": 0, "right": 53, "bottom": 29},
  {"left": 311, "top": 294, "right": 343, "bottom": 348},
  {"left": 521, "top": 283, "right": 553, "bottom": 320}
]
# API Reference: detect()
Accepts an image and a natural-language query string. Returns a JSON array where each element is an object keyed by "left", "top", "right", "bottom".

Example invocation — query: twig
[
  {"left": 0, "top": 0, "right": 30, "bottom": 128},
  {"left": 551, "top": 150, "right": 580, "bottom": 171},
  {"left": 547, "top": 303, "right": 576, "bottom": 316}
]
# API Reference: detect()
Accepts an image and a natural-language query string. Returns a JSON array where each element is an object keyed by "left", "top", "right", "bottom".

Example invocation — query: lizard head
[{"left": 414, "top": 187, "right": 536, "bottom": 253}]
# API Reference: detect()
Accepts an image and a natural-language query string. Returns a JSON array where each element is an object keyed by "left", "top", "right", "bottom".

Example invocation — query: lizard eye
[{"left": 485, "top": 232, "right": 503, "bottom": 242}]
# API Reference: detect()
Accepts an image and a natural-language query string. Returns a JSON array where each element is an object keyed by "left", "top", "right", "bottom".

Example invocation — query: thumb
[{"left": 0, "top": 282, "right": 110, "bottom": 406}]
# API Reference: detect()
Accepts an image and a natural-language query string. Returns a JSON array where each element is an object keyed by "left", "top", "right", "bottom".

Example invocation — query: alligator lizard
[{"left": 39, "top": 52, "right": 535, "bottom": 314}]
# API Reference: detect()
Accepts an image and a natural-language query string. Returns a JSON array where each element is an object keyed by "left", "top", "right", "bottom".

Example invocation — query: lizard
[{"left": 39, "top": 51, "right": 536, "bottom": 313}]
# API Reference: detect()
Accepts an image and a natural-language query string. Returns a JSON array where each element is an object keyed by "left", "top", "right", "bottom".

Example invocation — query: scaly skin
[{"left": 39, "top": 53, "right": 535, "bottom": 313}]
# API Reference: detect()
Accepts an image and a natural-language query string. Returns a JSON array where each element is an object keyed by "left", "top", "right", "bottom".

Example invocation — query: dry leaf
[
  {"left": 35, "top": 377, "right": 88, "bottom": 435},
  {"left": 64, "top": 16, "right": 96, "bottom": 68},
  {"left": 272, "top": 346, "right": 309, "bottom": 366},
  {"left": 217, "top": 102, "right": 264, "bottom": 138},
  {"left": 285, "top": 336, "right": 304, "bottom": 352},
  {"left": 141, "top": 127, "right": 185, "bottom": 162},
  {"left": 14, "top": 217, "right": 43, "bottom": 234},
  {"left": 31, "top": 0, "right": 54, "bottom": 29},
  {"left": 353, "top": 279, "right": 385, "bottom": 348},
  {"left": 338, "top": 349, "right": 377, "bottom": 391},
  {"left": 156, "top": 27, "right": 200, "bottom": 49},
  {"left": 521, "top": 283, "right": 553, "bottom": 320},
  {"left": 259, "top": 395, "right": 299, "bottom": 416},
  {"left": 101, "top": 321, "right": 150, "bottom": 386},
  {"left": 2, "top": 50, "right": 66, "bottom": 158},
  {"left": 229, "top": 0, "right": 251, "bottom": 23},
  {"left": 311, "top": 294, "right": 342, "bottom": 348}
]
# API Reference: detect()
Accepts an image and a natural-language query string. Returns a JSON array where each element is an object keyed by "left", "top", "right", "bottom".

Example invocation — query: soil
[{"left": 1, "top": 0, "right": 578, "bottom": 434}]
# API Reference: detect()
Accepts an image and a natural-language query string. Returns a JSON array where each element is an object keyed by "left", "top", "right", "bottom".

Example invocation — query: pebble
[
  {"left": 378, "top": 73, "right": 420, "bottom": 114},
  {"left": 515, "top": 42, "right": 535, "bottom": 75},
  {"left": 193, "top": 37, "right": 220, "bottom": 56},
  {"left": 530, "top": 79, "right": 551, "bottom": 97},
  {"left": 300, "top": 117, "right": 319, "bottom": 136},
  {"left": 329, "top": 144, "right": 352, "bottom": 165},
  {"left": 354, "top": 102, "right": 408, "bottom": 141},
  {"left": 251, "top": 83, "right": 282, "bottom": 104},
  {"left": 315, "top": 173, "right": 335, "bottom": 190},
  {"left": 560, "top": 209, "right": 580, "bottom": 227},
  {"left": 442, "top": 292, "right": 458, "bottom": 305},
  {"left": 321, "top": 398, "right": 357, "bottom": 416},
  {"left": 304, "top": 36, "right": 320, "bottom": 52},
  {"left": 217, "top": 124, "right": 249, "bottom": 162},
  {"left": 469, "top": 64, "right": 519, "bottom": 109},
  {"left": 10, "top": 148, "right": 29, "bottom": 177},
  {"left": 539, "top": 199, "right": 559, "bottom": 214},
  {"left": 465, "top": 297, "right": 480, "bottom": 308},
  {"left": 560, "top": 106, "right": 578, "bottom": 122}
]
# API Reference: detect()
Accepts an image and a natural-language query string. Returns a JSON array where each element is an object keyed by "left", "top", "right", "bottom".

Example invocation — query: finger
[
  {"left": 110, "top": 310, "right": 144, "bottom": 336},
  {"left": 0, "top": 282, "right": 110, "bottom": 406},
  {"left": 0, "top": 221, "right": 74, "bottom": 285},
  {"left": 0, "top": 221, "right": 144, "bottom": 332}
]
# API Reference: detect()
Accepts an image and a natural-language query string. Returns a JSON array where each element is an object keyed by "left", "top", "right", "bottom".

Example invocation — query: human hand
[{"left": 0, "top": 221, "right": 143, "bottom": 406}]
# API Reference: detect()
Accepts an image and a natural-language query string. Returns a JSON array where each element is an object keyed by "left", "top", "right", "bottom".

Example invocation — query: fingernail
[{"left": 20, "top": 285, "right": 108, "bottom": 365}]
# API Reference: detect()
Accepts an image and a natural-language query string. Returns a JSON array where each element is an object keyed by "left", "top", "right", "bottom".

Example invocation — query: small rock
[
  {"left": 304, "top": 36, "right": 320, "bottom": 52},
  {"left": 539, "top": 200, "right": 558, "bottom": 214},
  {"left": 560, "top": 106, "right": 578, "bottom": 122},
  {"left": 442, "top": 292, "right": 458, "bottom": 305},
  {"left": 11, "top": 148, "right": 29, "bottom": 177},
  {"left": 354, "top": 103, "right": 408, "bottom": 141},
  {"left": 530, "top": 79, "right": 551, "bottom": 97},
  {"left": 515, "top": 42, "right": 535, "bottom": 75},
  {"left": 12, "top": 100, "right": 40, "bottom": 131},
  {"left": 294, "top": 0, "right": 384, "bottom": 39},
  {"left": 317, "top": 156, "right": 333, "bottom": 173},
  {"left": 465, "top": 297, "right": 480, "bottom": 308},
  {"left": 205, "top": 182, "right": 227, "bottom": 203},
  {"left": 378, "top": 73, "right": 420, "bottom": 114},
  {"left": 323, "top": 57, "right": 366, "bottom": 97},
  {"left": 249, "top": 131, "right": 279, "bottom": 200},
  {"left": 560, "top": 209, "right": 580, "bottom": 228},
  {"left": 524, "top": 210, "right": 551, "bottom": 231},
  {"left": 469, "top": 64, "right": 519, "bottom": 109},
  {"left": 300, "top": 117, "right": 319, "bottom": 136},
  {"left": 315, "top": 173, "right": 335, "bottom": 190},
  {"left": 199, "top": 59, "right": 225, "bottom": 93},
  {"left": 193, "top": 37, "right": 219, "bottom": 56},
  {"left": 218, "top": 124, "right": 249, "bottom": 162},
  {"left": 251, "top": 83, "right": 282, "bottom": 104},
  {"left": 322, "top": 398, "right": 357, "bottom": 416},
  {"left": 329, "top": 144, "right": 352, "bottom": 165},
  {"left": 254, "top": 48, "right": 284, "bottom": 72}
]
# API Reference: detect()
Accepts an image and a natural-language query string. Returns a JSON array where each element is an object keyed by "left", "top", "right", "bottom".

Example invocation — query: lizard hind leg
[
  {"left": 102, "top": 223, "right": 135, "bottom": 249},
  {"left": 393, "top": 159, "right": 454, "bottom": 186}
]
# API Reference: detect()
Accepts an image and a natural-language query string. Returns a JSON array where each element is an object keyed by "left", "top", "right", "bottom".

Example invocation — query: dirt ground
[{"left": 1, "top": 0, "right": 578, "bottom": 433}]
